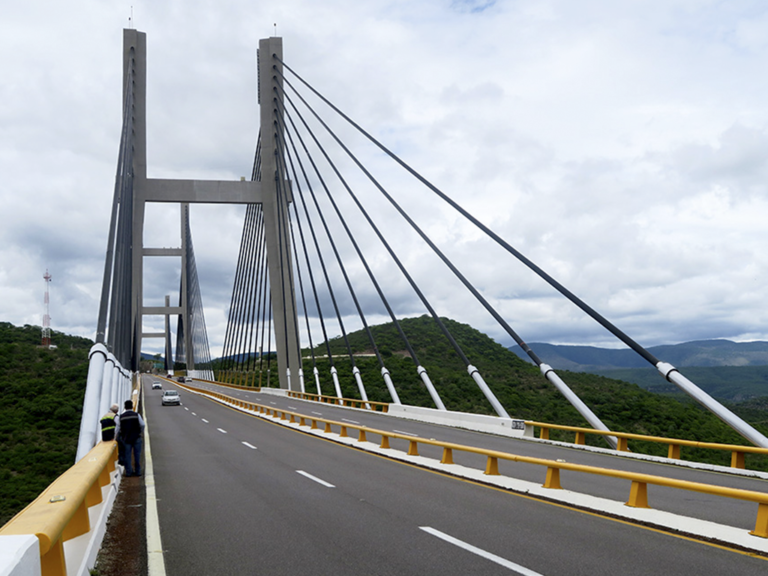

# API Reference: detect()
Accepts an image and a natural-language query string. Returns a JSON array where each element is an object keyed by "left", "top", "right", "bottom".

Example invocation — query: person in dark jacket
[
  {"left": 115, "top": 399, "right": 145, "bottom": 477},
  {"left": 100, "top": 404, "right": 119, "bottom": 441}
]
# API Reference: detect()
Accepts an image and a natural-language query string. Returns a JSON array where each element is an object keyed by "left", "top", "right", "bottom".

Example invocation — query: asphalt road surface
[
  {"left": 145, "top": 380, "right": 768, "bottom": 575},
  {"left": 191, "top": 380, "right": 768, "bottom": 530}
]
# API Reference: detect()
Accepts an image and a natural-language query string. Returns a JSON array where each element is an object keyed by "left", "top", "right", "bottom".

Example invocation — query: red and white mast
[{"left": 42, "top": 270, "right": 52, "bottom": 347}]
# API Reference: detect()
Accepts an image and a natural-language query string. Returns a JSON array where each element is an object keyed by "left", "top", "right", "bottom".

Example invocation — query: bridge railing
[
  {"left": 286, "top": 391, "right": 389, "bottom": 412},
  {"left": 526, "top": 421, "right": 768, "bottom": 470},
  {"left": 191, "top": 376, "right": 391, "bottom": 412},
  {"left": 197, "top": 378, "right": 768, "bottom": 471},
  {"left": 182, "top": 384, "right": 768, "bottom": 539},
  {"left": 0, "top": 441, "right": 120, "bottom": 576}
]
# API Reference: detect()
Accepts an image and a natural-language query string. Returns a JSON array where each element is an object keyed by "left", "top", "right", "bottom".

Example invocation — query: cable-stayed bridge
[{"left": 2, "top": 29, "right": 768, "bottom": 576}]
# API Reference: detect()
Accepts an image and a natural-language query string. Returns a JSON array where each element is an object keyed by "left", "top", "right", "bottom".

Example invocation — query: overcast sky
[{"left": 3, "top": 0, "right": 768, "bottom": 359}]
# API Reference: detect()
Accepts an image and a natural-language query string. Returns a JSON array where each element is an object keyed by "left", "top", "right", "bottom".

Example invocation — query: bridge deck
[{"left": 144, "top": 377, "right": 768, "bottom": 575}]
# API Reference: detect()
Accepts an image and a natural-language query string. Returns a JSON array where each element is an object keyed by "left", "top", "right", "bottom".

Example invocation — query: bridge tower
[{"left": 121, "top": 30, "right": 300, "bottom": 388}]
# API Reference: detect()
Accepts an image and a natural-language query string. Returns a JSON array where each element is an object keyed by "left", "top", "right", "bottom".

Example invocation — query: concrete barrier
[
  {"left": 387, "top": 404, "right": 526, "bottom": 437},
  {"left": 0, "top": 535, "right": 40, "bottom": 576},
  {"left": 0, "top": 442, "right": 122, "bottom": 576}
]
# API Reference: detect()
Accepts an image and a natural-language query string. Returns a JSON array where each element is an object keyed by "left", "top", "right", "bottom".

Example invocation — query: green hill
[
  {"left": 593, "top": 366, "right": 768, "bottom": 402},
  {"left": 0, "top": 322, "right": 92, "bottom": 525},
  {"left": 299, "top": 315, "right": 768, "bottom": 469}
]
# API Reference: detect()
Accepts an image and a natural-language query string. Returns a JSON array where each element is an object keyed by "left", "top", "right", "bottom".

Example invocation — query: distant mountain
[
  {"left": 508, "top": 339, "right": 768, "bottom": 402},
  {"left": 508, "top": 340, "right": 768, "bottom": 371}
]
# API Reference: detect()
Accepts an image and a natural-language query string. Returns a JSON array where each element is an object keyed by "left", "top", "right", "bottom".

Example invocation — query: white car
[
  {"left": 151, "top": 381, "right": 162, "bottom": 390},
  {"left": 162, "top": 390, "right": 181, "bottom": 406}
]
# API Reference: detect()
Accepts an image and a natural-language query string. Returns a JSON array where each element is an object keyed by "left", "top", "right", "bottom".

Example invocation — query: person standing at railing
[
  {"left": 115, "top": 400, "right": 145, "bottom": 477},
  {"left": 100, "top": 404, "right": 119, "bottom": 440}
]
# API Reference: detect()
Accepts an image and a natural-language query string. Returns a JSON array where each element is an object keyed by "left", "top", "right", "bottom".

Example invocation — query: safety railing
[
  {"left": 183, "top": 378, "right": 389, "bottom": 412},
  {"left": 192, "top": 379, "right": 768, "bottom": 470},
  {"left": 175, "top": 376, "right": 253, "bottom": 392},
  {"left": 286, "top": 390, "right": 389, "bottom": 412},
  {"left": 0, "top": 441, "right": 119, "bottom": 576},
  {"left": 526, "top": 421, "right": 768, "bottom": 470},
  {"left": 184, "top": 385, "right": 768, "bottom": 539}
]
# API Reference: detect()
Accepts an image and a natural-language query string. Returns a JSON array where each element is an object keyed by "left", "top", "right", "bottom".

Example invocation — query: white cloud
[{"left": 2, "top": 0, "right": 768, "bottom": 363}]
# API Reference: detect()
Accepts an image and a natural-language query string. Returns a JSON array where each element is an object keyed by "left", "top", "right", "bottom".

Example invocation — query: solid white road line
[
  {"left": 142, "top": 389, "right": 167, "bottom": 576},
  {"left": 217, "top": 428, "right": 227, "bottom": 434},
  {"left": 296, "top": 470, "right": 335, "bottom": 488},
  {"left": 242, "top": 442, "right": 258, "bottom": 450},
  {"left": 420, "top": 527, "right": 544, "bottom": 575}
]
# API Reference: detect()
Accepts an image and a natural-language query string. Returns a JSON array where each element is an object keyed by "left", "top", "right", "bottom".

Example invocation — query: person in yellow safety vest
[{"left": 100, "top": 404, "right": 119, "bottom": 441}]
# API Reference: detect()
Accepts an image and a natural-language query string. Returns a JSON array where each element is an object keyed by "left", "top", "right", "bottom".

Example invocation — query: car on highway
[
  {"left": 151, "top": 381, "right": 162, "bottom": 390},
  {"left": 162, "top": 390, "right": 181, "bottom": 406}
]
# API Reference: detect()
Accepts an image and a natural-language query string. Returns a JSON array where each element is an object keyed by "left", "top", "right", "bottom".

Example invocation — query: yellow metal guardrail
[
  {"left": 195, "top": 379, "right": 768, "bottom": 470},
  {"left": 183, "top": 384, "right": 768, "bottom": 539},
  {"left": 0, "top": 441, "right": 118, "bottom": 576},
  {"left": 286, "top": 391, "right": 390, "bottom": 412},
  {"left": 184, "top": 377, "right": 390, "bottom": 412},
  {"left": 526, "top": 421, "right": 768, "bottom": 470}
]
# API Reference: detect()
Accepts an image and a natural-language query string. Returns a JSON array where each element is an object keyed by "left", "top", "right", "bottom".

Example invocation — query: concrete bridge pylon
[{"left": 122, "top": 29, "right": 300, "bottom": 389}]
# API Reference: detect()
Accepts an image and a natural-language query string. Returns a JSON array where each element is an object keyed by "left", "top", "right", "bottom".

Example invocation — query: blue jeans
[{"left": 124, "top": 438, "right": 143, "bottom": 476}]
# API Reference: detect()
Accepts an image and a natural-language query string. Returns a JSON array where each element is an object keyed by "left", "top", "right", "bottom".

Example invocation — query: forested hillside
[
  {"left": 302, "top": 315, "right": 768, "bottom": 469},
  {"left": 0, "top": 322, "right": 91, "bottom": 525}
]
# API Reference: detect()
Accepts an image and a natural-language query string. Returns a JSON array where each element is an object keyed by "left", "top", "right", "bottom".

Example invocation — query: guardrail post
[
  {"left": 485, "top": 456, "right": 500, "bottom": 476},
  {"left": 441, "top": 447, "right": 454, "bottom": 465},
  {"left": 380, "top": 435, "right": 390, "bottom": 449},
  {"left": 626, "top": 481, "right": 650, "bottom": 508},
  {"left": 358, "top": 429, "right": 367, "bottom": 443},
  {"left": 408, "top": 440, "right": 419, "bottom": 456},
  {"left": 41, "top": 540, "right": 66, "bottom": 576},
  {"left": 616, "top": 437, "right": 629, "bottom": 452},
  {"left": 62, "top": 500, "right": 91, "bottom": 541},
  {"left": 311, "top": 419, "right": 318, "bottom": 430},
  {"left": 539, "top": 427, "right": 550, "bottom": 440},
  {"left": 667, "top": 444, "right": 681, "bottom": 460},
  {"left": 751, "top": 503, "right": 768, "bottom": 538},
  {"left": 85, "top": 479, "right": 103, "bottom": 507},
  {"left": 731, "top": 451, "right": 746, "bottom": 469},
  {"left": 324, "top": 422, "right": 332, "bottom": 433},
  {"left": 543, "top": 467, "right": 562, "bottom": 489},
  {"left": 340, "top": 426, "right": 348, "bottom": 438},
  {"left": 574, "top": 431, "right": 586, "bottom": 445}
]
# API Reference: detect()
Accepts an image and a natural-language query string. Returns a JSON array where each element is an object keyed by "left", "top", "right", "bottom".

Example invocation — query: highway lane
[
  {"left": 189, "top": 381, "right": 768, "bottom": 531},
  {"left": 145, "top": 382, "right": 768, "bottom": 575}
]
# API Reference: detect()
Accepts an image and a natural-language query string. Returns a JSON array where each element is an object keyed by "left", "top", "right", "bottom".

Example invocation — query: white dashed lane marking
[
  {"left": 296, "top": 470, "right": 335, "bottom": 488},
  {"left": 420, "top": 527, "right": 544, "bottom": 575}
]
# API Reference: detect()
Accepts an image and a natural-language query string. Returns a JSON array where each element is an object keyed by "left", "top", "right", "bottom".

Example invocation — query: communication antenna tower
[{"left": 42, "top": 270, "right": 52, "bottom": 347}]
